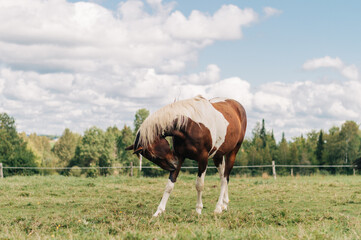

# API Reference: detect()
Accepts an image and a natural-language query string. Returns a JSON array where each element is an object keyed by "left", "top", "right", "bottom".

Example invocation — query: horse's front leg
[
  {"left": 153, "top": 159, "right": 184, "bottom": 217},
  {"left": 153, "top": 177, "right": 175, "bottom": 217}
]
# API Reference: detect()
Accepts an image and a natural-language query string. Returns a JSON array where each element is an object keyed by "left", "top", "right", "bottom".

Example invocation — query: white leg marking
[
  {"left": 195, "top": 169, "right": 207, "bottom": 214},
  {"left": 222, "top": 182, "right": 229, "bottom": 211},
  {"left": 215, "top": 157, "right": 227, "bottom": 214},
  {"left": 153, "top": 179, "right": 174, "bottom": 217}
]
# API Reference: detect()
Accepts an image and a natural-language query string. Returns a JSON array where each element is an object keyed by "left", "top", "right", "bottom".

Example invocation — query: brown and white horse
[{"left": 126, "top": 95, "right": 247, "bottom": 216}]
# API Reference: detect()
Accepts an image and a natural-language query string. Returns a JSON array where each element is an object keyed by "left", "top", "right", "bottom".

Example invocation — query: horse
[{"left": 126, "top": 95, "right": 247, "bottom": 217}]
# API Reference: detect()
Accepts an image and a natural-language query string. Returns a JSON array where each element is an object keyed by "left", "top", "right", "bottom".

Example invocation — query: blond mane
[{"left": 136, "top": 95, "right": 210, "bottom": 148}]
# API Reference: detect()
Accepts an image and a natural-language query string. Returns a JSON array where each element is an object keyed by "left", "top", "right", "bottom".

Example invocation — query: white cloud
[
  {"left": 303, "top": 56, "right": 359, "bottom": 81},
  {"left": 0, "top": 0, "right": 360, "bottom": 141},
  {"left": 165, "top": 6, "right": 258, "bottom": 41},
  {"left": 263, "top": 7, "right": 282, "bottom": 18},
  {"left": 303, "top": 56, "right": 343, "bottom": 70},
  {"left": 1, "top": 61, "right": 361, "bottom": 140},
  {"left": 0, "top": 0, "right": 261, "bottom": 134},
  {"left": 341, "top": 65, "right": 359, "bottom": 81},
  {"left": 0, "top": 0, "right": 258, "bottom": 74},
  {"left": 249, "top": 77, "right": 361, "bottom": 140},
  {"left": 205, "top": 77, "right": 253, "bottom": 110},
  {"left": 187, "top": 64, "right": 220, "bottom": 85}
]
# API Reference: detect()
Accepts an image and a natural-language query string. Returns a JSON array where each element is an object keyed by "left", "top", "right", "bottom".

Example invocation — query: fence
[{"left": 0, "top": 161, "right": 357, "bottom": 178}]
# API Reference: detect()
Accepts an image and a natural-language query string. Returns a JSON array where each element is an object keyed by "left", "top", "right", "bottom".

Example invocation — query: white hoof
[
  {"left": 214, "top": 206, "right": 222, "bottom": 214},
  {"left": 221, "top": 204, "right": 228, "bottom": 211},
  {"left": 196, "top": 207, "right": 202, "bottom": 215},
  {"left": 196, "top": 203, "right": 203, "bottom": 215},
  {"left": 153, "top": 209, "right": 164, "bottom": 217}
]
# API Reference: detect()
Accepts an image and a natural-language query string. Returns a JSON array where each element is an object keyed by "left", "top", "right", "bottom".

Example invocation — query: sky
[{"left": 0, "top": 0, "right": 360, "bottom": 141}]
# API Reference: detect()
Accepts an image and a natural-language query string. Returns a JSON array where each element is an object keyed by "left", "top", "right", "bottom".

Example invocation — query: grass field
[{"left": 1, "top": 174, "right": 361, "bottom": 239}]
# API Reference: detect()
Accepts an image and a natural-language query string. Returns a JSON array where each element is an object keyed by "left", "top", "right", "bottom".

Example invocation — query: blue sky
[
  {"left": 0, "top": 0, "right": 360, "bottom": 140},
  {"left": 184, "top": 0, "right": 361, "bottom": 85}
]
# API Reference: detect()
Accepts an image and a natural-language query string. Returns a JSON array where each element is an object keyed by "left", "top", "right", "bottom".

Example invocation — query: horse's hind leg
[
  {"left": 214, "top": 148, "right": 238, "bottom": 213},
  {"left": 195, "top": 160, "right": 207, "bottom": 214},
  {"left": 222, "top": 179, "right": 229, "bottom": 211},
  {"left": 223, "top": 147, "right": 240, "bottom": 211}
]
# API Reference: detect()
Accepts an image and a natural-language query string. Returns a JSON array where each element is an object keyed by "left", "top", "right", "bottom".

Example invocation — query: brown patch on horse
[{"left": 211, "top": 99, "right": 247, "bottom": 176}]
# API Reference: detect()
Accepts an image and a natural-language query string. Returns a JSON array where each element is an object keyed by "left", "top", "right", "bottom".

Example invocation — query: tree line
[{"left": 1, "top": 111, "right": 360, "bottom": 177}]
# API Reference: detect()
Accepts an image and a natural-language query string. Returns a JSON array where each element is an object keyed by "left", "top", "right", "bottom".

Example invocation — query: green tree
[
  {"left": 339, "top": 121, "right": 360, "bottom": 165},
  {"left": 316, "top": 130, "right": 325, "bottom": 165},
  {"left": 20, "top": 133, "right": 59, "bottom": 175},
  {"left": 117, "top": 125, "right": 137, "bottom": 165},
  {"left": 134, "top": 108, "right": 150, "bottom": 133},
  {"left": 0, "top": 113, "right": 37, "bottom": 176},
  {"left": 53, "top": 128, "right": 81, "bottom": 167},
  {"left": 289, "top": 143, "right": 299, "bottom": 165},
  {"left": 267, "top": 130, "right": 278, "bottom": 163},
  {"left": 278, "top": 132, "right": 289, "bottom": 165},
  {"left": 260, "top": 119, "right": 267, "bottom": 148},
  {"left": 304, "top": 130, "right": 318, "bottom": 165},
  {"left": 101, "top": 126, "right": 121, "bottom": 175},
  {"left": 323, "top": 126, "right": 343, "bottom": 173},
  {"left": 70, "top": 127, "right": 116, "bottom": 176}
]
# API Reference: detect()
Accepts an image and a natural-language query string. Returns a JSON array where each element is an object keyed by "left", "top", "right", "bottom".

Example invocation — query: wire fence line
[
  {"left": 0, "top": 162, "right": 358, "bottom": 179},
  {"left": 0, "top": 164, "right": 357, "bottom": 170}
]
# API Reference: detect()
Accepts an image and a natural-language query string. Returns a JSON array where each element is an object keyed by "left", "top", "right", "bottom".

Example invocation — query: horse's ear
[
  {"left": 125, "top": 145, "right": 134, "bottom": 151},
  {"left": 134, "top": 146, "right": 143, "bottom": 154}
]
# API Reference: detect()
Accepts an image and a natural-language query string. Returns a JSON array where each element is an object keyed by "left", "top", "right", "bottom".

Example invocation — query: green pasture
[{"left": 0, "top": 174, "right": 361, "bottom": 239}]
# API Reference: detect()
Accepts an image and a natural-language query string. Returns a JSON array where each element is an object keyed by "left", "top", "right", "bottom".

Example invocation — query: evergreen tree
[
  {"left": 278, "top": 132, "right": 289, "bottom": 165},
  {"left": 260, "top": 119, "right": 267, "bottom": 148},
  {"left": 316, "top": 130, "right": 324, "bottom": 164},
  {"left": 267, "top": 129, "right": 278, "bottom": 163}
]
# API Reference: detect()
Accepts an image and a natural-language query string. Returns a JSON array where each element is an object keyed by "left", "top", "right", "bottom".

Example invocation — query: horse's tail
[{"left": 354, "top": 157, "right": 361, "bottom": 169}]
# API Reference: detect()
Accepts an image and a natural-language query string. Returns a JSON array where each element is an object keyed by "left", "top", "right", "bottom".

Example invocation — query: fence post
[
  {"left": 291, "top": 168, "right": 294, "bottom": 177},
  {"left": 272, "top": 161, "right": 277, "bottom": 179},
  {"left": 353, "top": 168, "right": 356, "bottom": 176},
  {"left": 0, "top": 163, "right": 3, "bottom": 178},
  {"left": 130, "top": 162, "right": 133, "bottom": 177},
  {"left": 139, "top": 155, "right": 142, "bottom": 171}
]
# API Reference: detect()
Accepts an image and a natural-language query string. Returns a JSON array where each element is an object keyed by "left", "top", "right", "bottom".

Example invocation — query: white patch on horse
[
  {"left": 137, "top": 95, "right": 229, "bottom": 157},
  {"left": 195, "top": 168, "right": 207, "bottom": 214},
  {"left": 215, "top": 157, "right": 228, "bottom": 214}
]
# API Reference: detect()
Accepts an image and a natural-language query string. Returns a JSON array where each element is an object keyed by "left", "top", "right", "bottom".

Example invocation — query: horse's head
[{"left": 126, "top": 136, "right": 178, "bottom": 171}]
